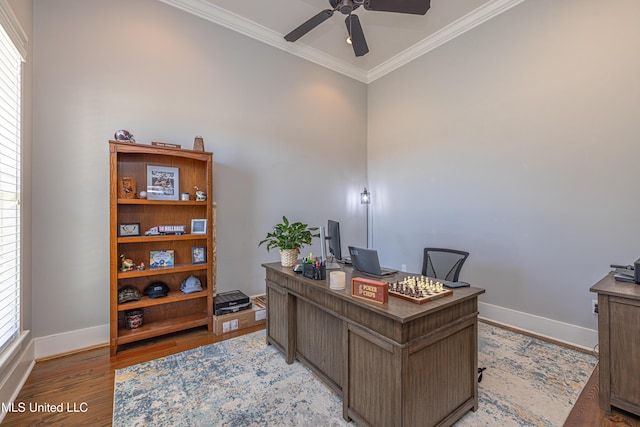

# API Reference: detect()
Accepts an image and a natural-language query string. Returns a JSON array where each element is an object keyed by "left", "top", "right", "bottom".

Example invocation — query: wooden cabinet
[
  {"left": 591, "top": 274, "right": 640, "bottom": 417},
  {"left": 109, "top": 141, "right": 215, "bottom": 355}
]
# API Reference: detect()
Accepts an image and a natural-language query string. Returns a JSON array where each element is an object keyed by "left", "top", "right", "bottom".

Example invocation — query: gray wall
[
  {"left": 368, "top": 0, "right": 640, "bottom": 332},
  {"left": 32, "top": 0, "right": 367, "bottom": 338}
]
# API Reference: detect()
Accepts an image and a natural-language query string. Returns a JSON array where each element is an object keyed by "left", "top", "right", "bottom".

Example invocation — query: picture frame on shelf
[
  {"left": 118, "top": 223, "right": 140, "bottom": 237},
  {"left": 192, "top": 246, "right": 206, "bottom": 264},
  {"left": 146, "top": 165, "right": 179, "bottom": 200},
  {"left": 191, "top": 218, "right": 207, "bottom": 235},
  {"left": 150, "top": 249, "right": 175, "bottom": 268}
]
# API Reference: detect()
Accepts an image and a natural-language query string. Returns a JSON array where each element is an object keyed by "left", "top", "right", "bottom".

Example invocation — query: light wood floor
[{"left": 3, "top": 324, "right": 639, "bottom": 426}]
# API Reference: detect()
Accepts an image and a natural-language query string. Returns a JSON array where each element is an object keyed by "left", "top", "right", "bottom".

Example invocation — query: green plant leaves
[{"left": 258, "top": 216, "right": 320, "bottom": 251}]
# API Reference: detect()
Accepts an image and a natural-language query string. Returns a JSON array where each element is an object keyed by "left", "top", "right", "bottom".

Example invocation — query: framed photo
[
  {"left": 150, "top": 249, "right": 175, "bottom": 268},
  {"left": 191, "top": 218, "right": 207, "bottom": 235},
  {"left": 192, "top": 246, "right": 206, "bottom": 264},
  {"left": 146, "top": 165, "right": 179, "bottom": 201},
  {"left": 118, "top": 223, "right": 140, "bottom": 237}
]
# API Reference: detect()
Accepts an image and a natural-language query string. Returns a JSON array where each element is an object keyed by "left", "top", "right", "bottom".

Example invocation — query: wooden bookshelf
[{"left": 109, "top": 140, "right": 216, "bottom": 355}]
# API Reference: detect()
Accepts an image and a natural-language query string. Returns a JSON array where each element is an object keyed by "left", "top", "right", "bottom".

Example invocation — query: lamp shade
[{"left": 360, "top": 187, "right": 370, "bottom": 204}]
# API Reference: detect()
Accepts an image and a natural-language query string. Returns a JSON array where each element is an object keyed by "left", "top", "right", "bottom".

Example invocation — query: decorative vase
[
  {"left": 279, "top": 248, "right": 299, "bottom": 267},
  {"left": 193, "top": 136, "right": 204, "bottom": 152}
]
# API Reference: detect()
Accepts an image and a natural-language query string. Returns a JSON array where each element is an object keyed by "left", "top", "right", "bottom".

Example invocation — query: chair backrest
[{"left": 422, "top": 248, "right": 469, "bottom": 282}]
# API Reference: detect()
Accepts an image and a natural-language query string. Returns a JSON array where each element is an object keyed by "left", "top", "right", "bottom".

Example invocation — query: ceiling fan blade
[
  {"left": 364, "top": 0, "right": 431, "bottom": 15},
  {"left": 284, "top": 9, "right": 334, "bottom": 42},
  {"left": 345, "top": 14, "right": 369, "bottom": 57}
]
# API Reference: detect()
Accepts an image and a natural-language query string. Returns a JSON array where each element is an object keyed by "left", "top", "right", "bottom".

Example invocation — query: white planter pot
[{"left": 279, "top": 249, "right": 300, "bottom": 267}]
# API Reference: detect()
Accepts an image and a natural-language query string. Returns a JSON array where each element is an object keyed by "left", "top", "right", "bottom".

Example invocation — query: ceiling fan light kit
[{"left": 284, "top": 0, "right": 431, "bottom": 57}]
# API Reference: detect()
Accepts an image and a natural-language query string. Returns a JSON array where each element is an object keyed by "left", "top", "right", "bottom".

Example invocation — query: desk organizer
[{"left": 302, "top": 262, "right": 326, "bottom": 280}]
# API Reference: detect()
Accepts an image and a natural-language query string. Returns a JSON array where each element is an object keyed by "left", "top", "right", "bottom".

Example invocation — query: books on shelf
[{"left": 253, "top": 294, "right": 267, "bottom": 308}]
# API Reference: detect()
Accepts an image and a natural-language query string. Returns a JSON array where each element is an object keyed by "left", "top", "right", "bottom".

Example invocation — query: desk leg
[
  {"left": 265, "top": 280, "right": 293, "bottom": 362},
  {"left": 342, "top": 320, "right": 350, "bottom": 422},
  {"left": 597, "top": 293, "right": 611, "bottom": 413},
  {"left": 473, "top": 317, "right": 479, "bottom": 411},
  {"left": 286, "top": 292, "right": 296, "bottom": 364}
]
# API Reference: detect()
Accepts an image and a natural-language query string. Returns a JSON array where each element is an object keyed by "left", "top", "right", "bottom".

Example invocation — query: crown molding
[
  {"left": 366, "top": 0, "right": 526, "bottom": 83},
  {"left": 0, "top": 0, "right": 28, "bottom": 60},
  {"left": 157, "top": 0, "right": 525, "bottom": 84},
  {"left": 156, "top": 0, "right": 368, "bottom": 83}
]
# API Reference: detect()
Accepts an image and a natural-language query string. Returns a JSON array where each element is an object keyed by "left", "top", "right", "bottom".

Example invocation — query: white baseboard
[
  {"left": 479, "top": 302, "right": 598, "bottom": 351},
  {"left": 0, "top": 333, "right": 35, "bottom": 423},
  {"left": 33, "top": 324, "right": 109, "bottom": 360}
]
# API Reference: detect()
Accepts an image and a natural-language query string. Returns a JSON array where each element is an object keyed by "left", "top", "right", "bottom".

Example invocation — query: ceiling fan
[{"left": 284, "top": 0, "right": 431, "bottom": 57}]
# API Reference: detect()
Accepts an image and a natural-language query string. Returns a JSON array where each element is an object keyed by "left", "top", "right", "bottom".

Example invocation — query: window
[{"left": 0, "top": 21, "right": 22, "bottom": 353}]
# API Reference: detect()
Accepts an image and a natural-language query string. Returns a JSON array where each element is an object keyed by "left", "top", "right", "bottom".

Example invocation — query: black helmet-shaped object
[
  {"left": 114, "top": 129, "right": 135, "bottom": 142},
  {"left": 144, "top": 282, "right": 170, "bottom": 298}
]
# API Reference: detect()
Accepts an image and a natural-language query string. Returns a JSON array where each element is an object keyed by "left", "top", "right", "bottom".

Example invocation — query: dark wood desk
[
  {"left": 263, "top": 262, "right": 485, "bottom": 427},
  {"left": 590, "top": 274, "right": 640, "bottom": 417}
]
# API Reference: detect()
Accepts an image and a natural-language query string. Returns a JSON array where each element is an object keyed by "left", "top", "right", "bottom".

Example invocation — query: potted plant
[{"left": 259, "top": 216, "right": 320, "bottom": 267}]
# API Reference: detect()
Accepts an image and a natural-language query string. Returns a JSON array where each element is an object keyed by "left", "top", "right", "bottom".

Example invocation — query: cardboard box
[{"left": 214, "top": 305, "right": 266, "bottom": 335}]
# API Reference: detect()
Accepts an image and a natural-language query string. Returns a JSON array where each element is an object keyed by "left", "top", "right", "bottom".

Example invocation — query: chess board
[{"left": 388, "top": 275, "right": 453, "bottom": 304}]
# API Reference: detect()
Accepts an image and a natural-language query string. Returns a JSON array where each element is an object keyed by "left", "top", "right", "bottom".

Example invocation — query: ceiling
[{"left": 158, "top": 0, "right": 525, "bottom": 83}]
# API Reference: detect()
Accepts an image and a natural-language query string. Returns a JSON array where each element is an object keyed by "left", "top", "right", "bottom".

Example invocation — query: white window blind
[{"left": 0, "top": 22, "right": 21, "bottom": 353}]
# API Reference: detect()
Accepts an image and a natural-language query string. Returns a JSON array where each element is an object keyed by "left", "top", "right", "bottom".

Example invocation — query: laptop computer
[{"left": 348, "top": 246, "right": 398, "bottom": 276}]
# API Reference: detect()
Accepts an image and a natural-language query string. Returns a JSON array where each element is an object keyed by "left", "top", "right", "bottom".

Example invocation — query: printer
[{"left": 214, "top": 290, "right": 251, "bottom": 316}]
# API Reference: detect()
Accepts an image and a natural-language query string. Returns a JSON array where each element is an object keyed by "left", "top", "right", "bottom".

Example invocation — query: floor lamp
[{"left": 360, "top": 187, "right": 370, "bottom": 248}]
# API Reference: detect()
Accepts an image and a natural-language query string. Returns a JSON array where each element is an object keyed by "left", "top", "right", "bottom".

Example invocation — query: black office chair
[{"left": 422, "top": 248, "right": 469, "bottom": 282}]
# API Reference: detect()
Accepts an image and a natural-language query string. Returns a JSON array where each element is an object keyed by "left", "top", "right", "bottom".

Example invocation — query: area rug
[{"left": 113, "top": 322, "right": 597, "bottom": 426}]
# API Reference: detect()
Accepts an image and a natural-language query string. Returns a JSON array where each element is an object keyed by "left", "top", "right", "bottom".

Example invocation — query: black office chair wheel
[{"left": 478, "top": 367, "right": 486, "bottom": 383}]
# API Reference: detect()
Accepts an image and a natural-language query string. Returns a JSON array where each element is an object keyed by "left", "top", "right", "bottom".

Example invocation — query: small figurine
[
  {"left": 145, "top": 226, "right": 160, "bottom": 236},
  {"left": 118, "top": 177, "right": 136, "bottom": 199},
  {"left": 120, "top": 254, "right": 135, "bottom": 272},
  {"left": 137, "top": 262, "right": 146, "bottom": 271},
  {"left": 194, "top": 186, "right": 207, "bottom": 201},
  {"left": 193, "top": 136, "right": 204, "bottom": 152}
]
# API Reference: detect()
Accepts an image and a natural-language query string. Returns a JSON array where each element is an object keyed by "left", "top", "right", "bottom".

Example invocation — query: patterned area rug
[{"left": 113, "top": 322, "right": 597, "bottom": 426}]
